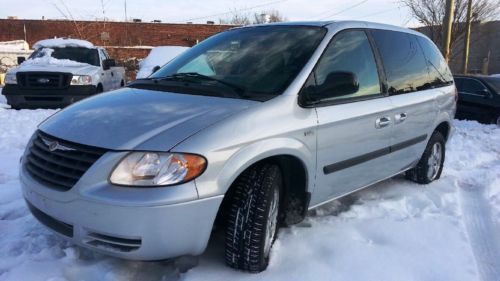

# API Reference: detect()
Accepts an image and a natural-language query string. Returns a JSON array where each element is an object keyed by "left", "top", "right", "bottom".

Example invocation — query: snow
[
  {"left": 136, "top": 46, "right": 189, "bottom": 79},
  {"left": 0, "top": 40, "right": 29, "bottom": 52},
  {"left": 0, "top": 94, "right": 499, "bottom": 280},
  {"left": 491, "top": 74, "right": 500, "bottom": 78},
  {"left": 33, "top": 38, "right": 94, "bottom": 50},
  {"left": 21, "top": 48, "right": 89, "bottom": 67}
]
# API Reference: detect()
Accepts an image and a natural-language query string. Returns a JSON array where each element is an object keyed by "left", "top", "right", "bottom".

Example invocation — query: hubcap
[
  {"left": 427, "top": 142, "right": 443, "bottom": 181},
  {"left": 264, "top": 186, "right": 279, "bottom": 257}
]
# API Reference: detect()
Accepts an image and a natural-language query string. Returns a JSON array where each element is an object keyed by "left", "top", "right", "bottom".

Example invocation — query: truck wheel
[
  {"left": 225, "top": 163, "right": 282, "bottom": 273},
  {"left": 405, "top": 131, "right": 445, "bottom": 184},
  {"left": 96, "top": 84, "right": 103, "bottom": 94},
  {"left": 120, "top": 80, "right": 125, "bottom": 87}
]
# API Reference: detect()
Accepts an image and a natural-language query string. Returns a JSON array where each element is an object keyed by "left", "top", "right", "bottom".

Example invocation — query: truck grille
[
  {"left": 24, "top": 131, "right": 107, "bottom": 191},
  {"left": 17, "top": 72, "right": 72, "bottom": 89}
]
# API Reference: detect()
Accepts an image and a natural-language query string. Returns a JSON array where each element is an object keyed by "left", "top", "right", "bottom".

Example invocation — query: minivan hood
[
  {"left": 39, "top": 88, "right": 259, "bottom": 151},
  {"left": 8, "top": 63, "right": 99, "bottom": 76}
]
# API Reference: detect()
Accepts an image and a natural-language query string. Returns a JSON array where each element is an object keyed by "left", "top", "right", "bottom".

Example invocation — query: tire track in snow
[{"left": 458, "top": 180, "right": 500, "bottom": 281}]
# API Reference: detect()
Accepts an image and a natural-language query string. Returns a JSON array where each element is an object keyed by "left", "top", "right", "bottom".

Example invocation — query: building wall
[{"left": 0, "top": 19, "right": 233, "bottom": 47}]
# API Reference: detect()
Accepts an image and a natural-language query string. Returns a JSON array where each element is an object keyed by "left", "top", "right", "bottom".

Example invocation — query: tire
[
  {"left": 406, "top": 131, "right": 446, "bottom": 184},
  {"left": 225, "top": 163, "right": 282, "bottom": 273},
  {"left": 96, "top": 84, "right": 103, "bottom": 94}
]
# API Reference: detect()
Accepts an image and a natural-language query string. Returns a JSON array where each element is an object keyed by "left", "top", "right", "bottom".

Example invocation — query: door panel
[
  {"left": 306, "top": 30, "right": 394, "bottom": 206},
  {"left": 312, "top": 98, "right": 394, "bottom": 205}
]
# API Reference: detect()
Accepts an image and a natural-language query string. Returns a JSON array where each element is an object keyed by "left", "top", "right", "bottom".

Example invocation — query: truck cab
[{"left": 2, "top": 38, "right": 125, "bottom": 109}]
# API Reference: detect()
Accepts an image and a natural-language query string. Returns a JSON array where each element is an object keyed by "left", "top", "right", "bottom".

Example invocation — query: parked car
[
  {"left": 20, "top": 21, "right": 455, "bottom": 273},
  {"left": 136, "top": 46, "right": 189, "bottom": 79},
  {"left": 2, "top": 38, "right": 125, "bottom": 109},
  {"left": 454, "top": 75, "right": 500, "bottom": 125}
]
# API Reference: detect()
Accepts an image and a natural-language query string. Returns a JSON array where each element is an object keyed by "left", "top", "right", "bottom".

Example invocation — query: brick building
[{"left": 0, "top": 19, "right": 234, "bottom": 79}]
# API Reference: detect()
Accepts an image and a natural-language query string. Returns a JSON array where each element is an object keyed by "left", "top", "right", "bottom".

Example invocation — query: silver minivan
[{"left": 20, "top": 21, "right": 456, "bottom": 272}]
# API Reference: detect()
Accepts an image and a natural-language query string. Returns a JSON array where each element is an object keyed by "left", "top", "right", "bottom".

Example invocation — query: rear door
[
  {"left": 370, "top": 30, "right": 452, "bottom": 174},
  {"left": 307, "top": 30, "right": 394, "bottom": 205}
]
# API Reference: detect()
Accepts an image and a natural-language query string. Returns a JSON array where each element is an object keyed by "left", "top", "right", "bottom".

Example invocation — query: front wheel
[
  {"left": 406, "top": 131, "right": 445, "bottom": 184},
  {"left": 225, "top": 163, "right": 282, "bottom": 272}
]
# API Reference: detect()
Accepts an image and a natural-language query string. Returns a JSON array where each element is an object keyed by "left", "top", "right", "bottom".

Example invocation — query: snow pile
[
  {"left": 136, "top": 46, "right": 189, "bottom": 79},
  {"left": 0, "top": 98, "right": 498, "bottom": 281},
  {"left": 21, "top": 48, "right": 89, "bottom": 67},
  {"left": 33, "top": 38, "right": 94, "bottom": 50},
  {"left": 0, "top": 40, "right": 29, "bottom": 52}
]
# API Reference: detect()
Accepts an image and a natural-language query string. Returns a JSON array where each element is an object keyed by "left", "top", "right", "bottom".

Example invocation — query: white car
[
  {"left": 136, "top": 46, "right": 189, "bottom": 79},
  {"left": 2, "top": 38, "right": 125, "bottom": 109}
]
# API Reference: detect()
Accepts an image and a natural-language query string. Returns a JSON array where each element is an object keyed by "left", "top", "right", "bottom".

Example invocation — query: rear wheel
[
  {"left": 225, "top": 163, "right": 281, "bottom": 272},
  {"left": 406, "top": 131, "right": 445, "bottom": 184}
]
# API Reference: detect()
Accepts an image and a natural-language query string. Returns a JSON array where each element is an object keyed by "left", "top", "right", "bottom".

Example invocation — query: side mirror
[
  {"left": 308, "top": 71, "right": 359, "bottom": 102},
  {"left": 17, "top": 56, "right": 26, "bottom": 65},
  {"left": 103, "top": 59, "right": 116, "bottom": 70},
  {"left": 151, "top": 65, "right": 161, "bottom": 75}
]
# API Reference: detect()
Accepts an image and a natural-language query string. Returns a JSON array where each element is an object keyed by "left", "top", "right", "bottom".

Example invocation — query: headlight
[
  {"left": 5, "top": 73, "right": 17, "bottom": 84},
  {"left": 70, "top": 75, "right": 92, "bottom": 85},
  {"left": 110, "top": 152, "right": 207, "bottom": 186}
]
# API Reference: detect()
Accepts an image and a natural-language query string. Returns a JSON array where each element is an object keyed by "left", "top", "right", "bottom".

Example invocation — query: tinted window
[
  {"left": 458, "top": 78, "right": 488, "bottom": 94},
  {"left": 417, "top": 36, "right": 454, "bottom": 87},
  {"left": 483, "top": 77, "right": 500, "bottom": 93},
  {"left": 372, "top": 30, "right": 430, "bottom": 95},
  {"left": 311, "top": 30, "right": 381, "bottom": 103},
  {"left": 149, "top": 26, "right": 327, "bottom": 101}
]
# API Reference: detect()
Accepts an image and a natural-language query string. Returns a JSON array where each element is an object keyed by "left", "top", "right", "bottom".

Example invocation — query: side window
[
  {"left": 98, "top": 49, "right": 108, "bottom": 62},
  {"left": 416, "top": 36, "right": 454, "bottom": 87},
  {"left": 461, "top": 79, "right": 488, "bottom": 95},
  {"left": 371, "top": 30, "right": 430, "bottom": 95},
  {"left": 309, "top": 30, "right": 381, "bottom": 104}
]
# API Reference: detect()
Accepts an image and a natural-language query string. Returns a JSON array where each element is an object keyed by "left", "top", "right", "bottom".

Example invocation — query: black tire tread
[
  {"left": 406, "top": 131, "right": 445, "bottom": 184},
  {"left": 224, "top": 163, "right": 281, "bottom": 273}
]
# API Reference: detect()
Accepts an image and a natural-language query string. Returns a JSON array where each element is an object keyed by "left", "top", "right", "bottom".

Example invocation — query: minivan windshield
[
  {"left": 138, "top": 26, "right": 326, "bottom": 101},
  {"left": 29, "top": 47, "right": 100, "bottom": 66}
]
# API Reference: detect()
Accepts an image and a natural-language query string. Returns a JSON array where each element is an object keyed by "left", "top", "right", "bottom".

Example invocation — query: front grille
[
  {"left": 17, "top": 72, "right": 72, "bottom": 89},
  {"left": 25, "top": 131, "right": 107, "bottom": 191}
]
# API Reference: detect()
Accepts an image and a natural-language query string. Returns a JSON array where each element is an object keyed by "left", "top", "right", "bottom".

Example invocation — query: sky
[{"left": 0, "top": 0, "right": 419, "bottom": 27}]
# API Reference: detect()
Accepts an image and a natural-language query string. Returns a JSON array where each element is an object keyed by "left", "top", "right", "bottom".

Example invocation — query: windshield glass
[
  {"left": 484, "top": 77, "right": 500, "bottom": 93},
  {"left": 30, "top": 47, "right": 100, "bottom": 66},
  {"left": 148, "top": 26, "right": 327, "bottom": 101}
]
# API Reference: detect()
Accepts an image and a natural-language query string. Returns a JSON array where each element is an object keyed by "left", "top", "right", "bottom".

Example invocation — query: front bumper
[
  {"left": 20, "top": 150, "right": 223, "bottom": 260},
  {"left": 2, "top": 84, "right": 97, "bottom": 109}
]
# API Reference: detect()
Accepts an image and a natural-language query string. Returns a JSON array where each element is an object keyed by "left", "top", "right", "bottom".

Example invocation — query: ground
[{"left": 0, "top": 91, "right": 499, "bottom": 281}]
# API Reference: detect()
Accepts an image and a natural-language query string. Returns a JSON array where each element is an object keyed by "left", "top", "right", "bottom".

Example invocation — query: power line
[
  {"left": 358, "top": 7, "right": 400, "bottom": 19},
  {"left": 313, "top": 0, "right": 369, "bottom": 21},
  {"left": 176, "top": 0, "right": 288, "bottom": 23}
]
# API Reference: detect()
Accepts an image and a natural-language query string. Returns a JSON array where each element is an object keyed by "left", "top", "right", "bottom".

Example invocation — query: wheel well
[
  {"left": 97, "top": 83, "right": 103, "bottom": 92},
  {"left": 215, "top": 155, "right": 309, "bottom": 228},
  {"left": 435, "top": 122, "right": 451, "bottom": 141}
]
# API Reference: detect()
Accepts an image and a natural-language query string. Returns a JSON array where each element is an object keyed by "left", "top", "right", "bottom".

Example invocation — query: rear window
[{"left": 371, "top": 30, "right": 430, "bottom": 95}]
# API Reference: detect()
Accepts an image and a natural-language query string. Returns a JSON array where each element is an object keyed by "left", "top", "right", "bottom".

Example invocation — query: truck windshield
[
  {"left": 144, "top": 26, "right": 327, "bottom": 101},
  {"left": 30, "top": 47, "right": 100, "bottom": 66}
]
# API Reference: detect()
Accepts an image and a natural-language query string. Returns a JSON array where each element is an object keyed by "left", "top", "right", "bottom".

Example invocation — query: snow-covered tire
[
  {"left": 406, "top": 131, "right": 445, "bottom": 184},
  {"left": 225, "top": 163, "right": 282, "bottom": 273}
]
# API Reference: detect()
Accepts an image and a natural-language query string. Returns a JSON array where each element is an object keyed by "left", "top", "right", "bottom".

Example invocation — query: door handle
[
  {"left": 375, "top": 116, "right": 391, "bottom": 129},
  {"left": 395, "top": 112, "right": 408, "bottom": 124}
]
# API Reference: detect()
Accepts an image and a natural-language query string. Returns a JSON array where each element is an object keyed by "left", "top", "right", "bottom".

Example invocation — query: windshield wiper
[{"left": 156, "top": 72, "right": 247, "bottom": 97}]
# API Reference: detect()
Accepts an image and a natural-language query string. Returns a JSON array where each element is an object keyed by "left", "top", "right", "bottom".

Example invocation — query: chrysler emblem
[
  {"left": 37, "top": 78, "right": 50, "bottom": 84},
  {"left": 41, "top": 138, "right": 76, "bottom": 152}
]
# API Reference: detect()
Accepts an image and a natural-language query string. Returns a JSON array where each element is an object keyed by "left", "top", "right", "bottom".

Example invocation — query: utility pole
[
  {"left": 442, "top": 0, "right": 455, "bottom": 63},
  {"left": 462, "top": 0, "right": 473, "bottom": 74}
]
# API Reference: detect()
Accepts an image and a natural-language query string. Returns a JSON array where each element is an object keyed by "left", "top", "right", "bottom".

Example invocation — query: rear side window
[
  {"left": 371, "top": 30, "right": 430, "bottom": 95},
  {"left": 311, "top": 30, "right": 381, "bottom": 103},
  {"left": 416, "top": 36, "right": 454, "bottom": 87}
]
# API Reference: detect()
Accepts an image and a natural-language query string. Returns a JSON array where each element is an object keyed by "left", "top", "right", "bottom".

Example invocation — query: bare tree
[
  {"left": 253, "top": 9, "right": 287, "bottom": 24},
  {"left": 401, "top": 0, "right": 499, "bottom": 55},
  {"left": 220, "top": 9, "right": 287, "bottom": 25}
]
